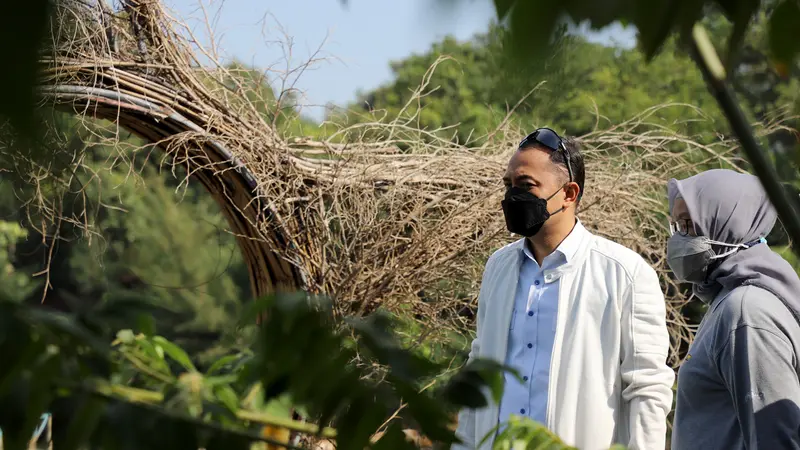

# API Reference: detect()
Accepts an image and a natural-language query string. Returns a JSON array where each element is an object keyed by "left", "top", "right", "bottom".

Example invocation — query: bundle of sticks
[{"left": 36, "top": 0, "right": 783, "bottom": 366}]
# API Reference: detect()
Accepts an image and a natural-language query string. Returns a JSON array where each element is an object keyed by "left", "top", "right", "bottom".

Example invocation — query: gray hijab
[{"left": 667, "top": 169, "right": 800, "bottom": 317}]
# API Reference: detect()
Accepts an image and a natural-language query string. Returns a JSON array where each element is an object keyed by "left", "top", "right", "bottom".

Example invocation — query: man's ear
[{"left": 564, "top": 181, "right": 581, "bottom": 205}]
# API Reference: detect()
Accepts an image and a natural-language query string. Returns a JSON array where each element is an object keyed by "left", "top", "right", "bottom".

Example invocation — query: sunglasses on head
[{"left": 518, "top": 127, "right": 574, "bottom": 183}]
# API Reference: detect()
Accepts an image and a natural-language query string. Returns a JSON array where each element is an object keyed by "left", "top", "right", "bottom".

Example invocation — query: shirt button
[
  {"left": 523, "top": 376, "right": 529, "bottom": 381},
  {"left": 520, "top": 408, "right": 526, "bottom": 414},
  {"left": 534, "top": 280, "right": 540, "bottom": 286},
  {"left": 527, "top": 343, "right": 533, "bottom": 349},
  {"left": 528, "top": 311, "right": 534, "bottom": 317}
]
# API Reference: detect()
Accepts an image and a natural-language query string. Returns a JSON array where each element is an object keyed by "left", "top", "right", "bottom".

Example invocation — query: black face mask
[{"left": 501, "top": 185, "right": 565, "bottom": 237}]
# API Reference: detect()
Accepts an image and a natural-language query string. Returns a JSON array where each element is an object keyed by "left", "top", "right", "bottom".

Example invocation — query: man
[
  {"left": 666, "top": 170, "right": 800, "bottom": 449},
  {"left": 453, "top": 128, "right": 674, "bottom": 450}
]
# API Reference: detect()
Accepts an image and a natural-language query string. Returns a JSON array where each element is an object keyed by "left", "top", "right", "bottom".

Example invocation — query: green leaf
[
  {"left": 237, "top": 295, "right": 276, "bottom": 326},
  {"left": 153, "top": 336, "right": 197, "bottom": 373},
  {"left": 136, "top": 314, "right": 157, "bottom": 337},
  {"left": 135, "top": 339, "right": 168, "bottom": 366},
  {"left": 439, "top": 370, "right": 489, "bottom": 409},
  {"left": 493, "top": 0, "right": 517, "bottom": 19},
  {"left": 504, "top": 0, "right": 561, "bottom": 63},
  {"left": 23, "top": 309, "right": 109, "bottom": 357},
  {"left": 478, "top": 422, "right": 503, "bottom": 449},
  {"left": 401, "top": 388, "right": 456, "bottom": 443},
  {"left": 348, "top": 313, "right": 438, "bottom": 382},
  {"left": 720, "top": 0, "right": 761, "bottom": 69},
  {"left": 372, "top": 422, "right": 416, "bottom": 450},
  {"left": 493, "top": 416, "right": 577, "bottom": 450},
  {"left": 206, "top": 354, "right": 247, "bottom": 376},
  {"left": 633, "top": 0, "right": 705, "bottom": 61},
  {"left": 471, "top": 359, "right": 519, "bottom": 403},
  {"left": 632, "top": 0, "right": 675, "bottom": 60},
  {"left": 768, "top": 0, "right": 800, "bottom": 65},
  {"left": 213, "top": 385, "right": 240, "bottom": 413}
]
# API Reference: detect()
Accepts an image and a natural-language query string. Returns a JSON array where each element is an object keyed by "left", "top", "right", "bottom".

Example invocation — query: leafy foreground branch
[
  {"left": 687, "top": 23, "right": 800, "bottom": 258},
  {"left": 0, "top": 292, "right": 592, "bottom": 450},
  {"left": 490, "top": 416, "right": 629, "bottom": 450}
]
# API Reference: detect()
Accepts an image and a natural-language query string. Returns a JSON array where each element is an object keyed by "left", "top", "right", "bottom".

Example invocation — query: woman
[{"left": 667, "top": 169, "right": 800, "bottom": 450}]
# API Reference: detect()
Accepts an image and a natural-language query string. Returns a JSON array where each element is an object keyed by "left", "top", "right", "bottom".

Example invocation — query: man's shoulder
[
  {"left": 586, "top": 232, "right": 654, "bottom": 280},
  {"left": 485, "top": 238, "right": 523, "bottom": 268}
]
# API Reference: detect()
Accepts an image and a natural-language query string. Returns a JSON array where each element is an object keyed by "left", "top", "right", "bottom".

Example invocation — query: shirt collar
[{"left": 522, "top": 219, "right": 586, "bottom": 267}]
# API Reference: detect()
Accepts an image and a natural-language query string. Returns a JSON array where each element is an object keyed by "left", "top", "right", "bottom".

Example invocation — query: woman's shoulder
[{"left": 714, "top": 285, "right": 798, "bottom": 335}]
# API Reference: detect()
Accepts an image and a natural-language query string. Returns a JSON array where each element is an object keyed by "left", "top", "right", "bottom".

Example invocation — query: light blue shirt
[{"left": 497, "top": 220, "right": 584, "bottom": 428}]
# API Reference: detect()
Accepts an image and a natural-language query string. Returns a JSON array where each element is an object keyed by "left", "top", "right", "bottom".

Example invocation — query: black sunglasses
[{"left": 518, "top": 127, "right": 574, "bottom": 183}]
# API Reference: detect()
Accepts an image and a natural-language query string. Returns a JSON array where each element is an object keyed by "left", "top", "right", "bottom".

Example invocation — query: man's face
[{"left": 502, "top": 147, "right": 568, "bottom": 216}]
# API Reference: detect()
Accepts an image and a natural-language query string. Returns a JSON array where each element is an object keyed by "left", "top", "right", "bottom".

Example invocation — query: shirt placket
[
  {"left": 520, "top": 267, "right": 543, "bottom": 417},
  {"left": 532, "top": 276, "right": 554, "bottom": 406}
]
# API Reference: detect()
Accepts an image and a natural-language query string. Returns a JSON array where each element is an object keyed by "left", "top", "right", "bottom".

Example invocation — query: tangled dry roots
[{"left": 34, "top": 0, "right": 790, "bottom": 365}]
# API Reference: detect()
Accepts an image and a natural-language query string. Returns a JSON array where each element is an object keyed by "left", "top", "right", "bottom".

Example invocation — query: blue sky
[{"left": 165, "top": 0, "right": 637, "bottom": 121}]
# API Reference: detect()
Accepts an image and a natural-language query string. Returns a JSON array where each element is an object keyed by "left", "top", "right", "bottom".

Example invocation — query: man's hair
[
  {"left": 521, "top": 136, "right": 586, "bottom": 203},
  {"left": 553, "top": 137, "right": 585, "bottom": 203}
]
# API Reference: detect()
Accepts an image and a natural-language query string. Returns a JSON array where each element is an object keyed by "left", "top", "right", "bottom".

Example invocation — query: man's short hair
[
  {"left": 522, "top": 136, "right": 586, "bottom": 203},
  {"left": 552, "top": 136, "right": 585, "bottom": 202}
]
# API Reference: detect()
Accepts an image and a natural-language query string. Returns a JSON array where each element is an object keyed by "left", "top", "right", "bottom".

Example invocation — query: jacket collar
[
  {"left": 520, "top": 219, "right": 586, "bottom": 266},
  {"left": 505, "top": 219, "right": 594, "bottom": 280}
]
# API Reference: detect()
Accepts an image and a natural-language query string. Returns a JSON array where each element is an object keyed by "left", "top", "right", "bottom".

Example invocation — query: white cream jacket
[{"left": 453, "top": 229, "right": 674, "bottom": 450}]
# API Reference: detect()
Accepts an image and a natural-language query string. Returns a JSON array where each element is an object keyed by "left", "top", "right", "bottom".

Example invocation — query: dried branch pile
[{"left": 35, "top": 0, "right": 784, "bottom": 364}]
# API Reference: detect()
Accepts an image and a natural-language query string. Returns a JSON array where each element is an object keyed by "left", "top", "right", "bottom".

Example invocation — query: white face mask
[{"left": 666, "top": 234, "right": 766, "bottom": 284}]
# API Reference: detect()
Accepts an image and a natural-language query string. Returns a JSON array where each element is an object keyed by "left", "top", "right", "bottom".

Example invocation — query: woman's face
[{"left": 670, "top": 197, "right": 698, "bottom": 237}]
